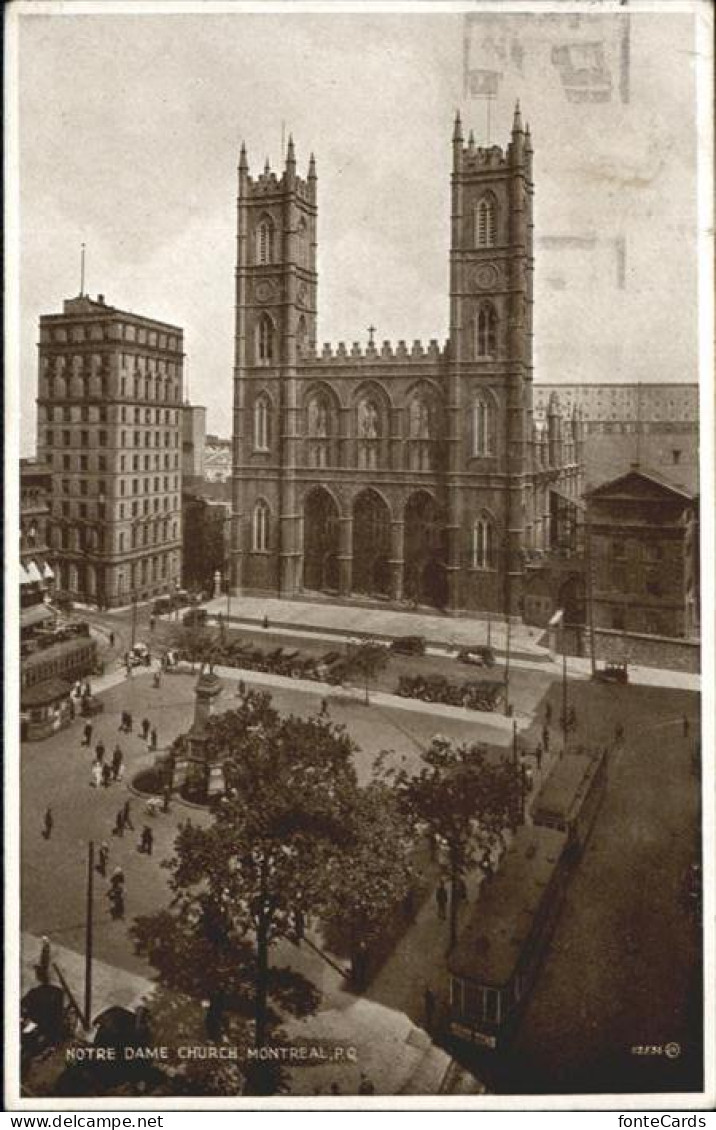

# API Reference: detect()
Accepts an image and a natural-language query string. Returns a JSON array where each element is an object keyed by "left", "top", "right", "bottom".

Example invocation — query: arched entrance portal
[
  {"left": 404, "top": 492, "right": 447, "bottom": 609},
  {"left": 303, "top": 488, "right": 340, "bottom": 594},
  {"left": 352, "top": 490, "right": 391, "bottom": 597}
]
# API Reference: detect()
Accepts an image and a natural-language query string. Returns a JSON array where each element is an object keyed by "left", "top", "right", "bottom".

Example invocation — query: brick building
[
  {"left": 36, "top": 294, "right": 184, "bottom": 607},
  {"left": 533, "top": 383, "right": 699, "bottom": 495},
  {"left": 586, "top": 467, "right": 698, "bottom": 640},
  {"left": 230, "top": 108, "right": 583, "bottom": 616},
  {"left": 20, "top": 458, "right": 55, "bottom": 631}
]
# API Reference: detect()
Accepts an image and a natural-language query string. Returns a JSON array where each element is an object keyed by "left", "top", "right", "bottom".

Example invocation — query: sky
[{"left": 13, "top": 4, "right": 701, "bottom": 451}]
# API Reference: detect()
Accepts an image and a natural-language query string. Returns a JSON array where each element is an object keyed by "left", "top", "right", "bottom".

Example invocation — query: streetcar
[
  {"left": 447, "top": 825, "right": 570, "bottom": 1051},
  {"left": 532, "top": 747, "right": 608, "bottom": 855}
]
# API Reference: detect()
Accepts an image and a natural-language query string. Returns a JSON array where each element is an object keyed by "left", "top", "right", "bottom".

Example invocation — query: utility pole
[
  {"left": 130, "top": 594, "right": 138, "bottom": 651},
  {"left": 585, "top": 508, "right": 597, "bottom": 677},
  {"left": 84, "top": 840, "right": 94, "bottom": 1029},
  {"left": 561, "top": 640, "right": 568, "bottom": 758},
  {"left": 504, "top": 612, "right": 512, "bottom": 716}
]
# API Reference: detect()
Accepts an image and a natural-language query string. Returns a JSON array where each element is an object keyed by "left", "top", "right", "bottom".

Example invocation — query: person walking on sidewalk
[
  {"left": 141, "top": 718, "right": 151, "bottom": 741},
  {"left": 95, "top": 740, "right": 106, "bottom": 766},
  {"left": 435, "top": 880, "right": 448, "bottom": 921},
  {"left": 114, "top": 810, "right": 125, "bottom": 837},
  {"left": 112, "top": 745, "right": 123, "bottom": 781},
  {"left": 110, "top": 865, "right": 125, "bottom": 891},
  {"left": 140, "top": 825, "right": 154, "bottom": 855},
  {"left": 123, "top": 799, "right": 134, "bottom": 830},
  {"left": 91, "top": 762, "right": 102, "bottom": 789},
  {"left": 109, "top": 631, "right": 115, "bottom": 648},
  {"left": 98, "top": 841, "right": 110, "bottom": 876},
  {"left": 101, "top": 763, "right": 112, "bottom": 788},
  {"left": 43, "top": 806, "right": 53, "bottom": 840},
  {"left": 150, "top": 727, "right": 158, "bottom": 751},
  {"left": 83, "top": 722, "right": 93, "bottom": 747},
  {"left": 263, "top": 614, "right": 269, "bottom": 630},
  {"left": 38, "top": 936, "right": 52, "bottom": 982}
]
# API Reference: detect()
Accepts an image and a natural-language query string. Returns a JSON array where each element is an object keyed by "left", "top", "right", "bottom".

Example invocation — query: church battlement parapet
[
  {"left": 299, "top": 339, "right": 445, "bottom": 365},
  {"left": 460, "top": 143, "right": 507, "bottom": 169}
]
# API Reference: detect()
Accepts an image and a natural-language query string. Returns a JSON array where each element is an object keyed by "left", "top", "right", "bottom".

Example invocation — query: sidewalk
[{"left": 202, "top": 594, "right": 548, "bottom": 659}]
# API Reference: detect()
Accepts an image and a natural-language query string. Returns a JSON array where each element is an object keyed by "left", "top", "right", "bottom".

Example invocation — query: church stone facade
[{"left": 230, "top": 107, "right": 583, "bottom": 616}]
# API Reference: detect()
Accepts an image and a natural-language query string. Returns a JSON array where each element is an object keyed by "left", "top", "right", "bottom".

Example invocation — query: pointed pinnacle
[
  {"left": 308, "top": 152, "right": 316, "bottom": 179},
  {"left": 453, "top": 110, "right": 463, "bottom": 142},
  {"left": 512, "top": 99, "right": 523, "bottom": 133}
]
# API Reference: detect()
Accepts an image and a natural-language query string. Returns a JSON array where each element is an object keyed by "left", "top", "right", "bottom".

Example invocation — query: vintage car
[
  {"left": 390, "top": 635, "right": 427, "bottom": 656},
  {"left": 593, "top": 660, "right": 629, "bottom": 684},
  {"left": 456, "top": 645, "right": 497, "bottom": 668}
]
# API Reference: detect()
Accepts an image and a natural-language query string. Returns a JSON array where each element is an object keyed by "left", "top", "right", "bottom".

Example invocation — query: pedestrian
[
  {"left": 545, "top": 702, "right": 552, "bottom": 725},
  {"left": 108, "top": 886, "right": 125, "bottom": 919},
  {"left": 116, "top": 759, "right": 125, "bottom": 783},
  {"left": 126, "top": 712, "right": 133, "bottom": 733},
  {"left": 238, "top": 679, "right": 246, "bottom": 698},
  {"left": 140, "top": 825, "right": 154, "bottom": 855},
  {"left": 682, "top": 714, "right": 690, "bottom": 738},
  {"left": 112, "top": 745, "right": 123, "bottom": 780},
  {"left": 123, "top": 799, "right": 134, "bottom": 830},
  {"left": 153, "top": 671, "right": 161, "bottom": 689},
  {"left": 293, "top": 907, "right": 305, "bottom": 944},
  {"left": 535, "top": 741, "right": 543, "bottom": 770},
  {"left": 435, "top": 879, "right": 448, "bottom": 921},
  {"left": 110, "top": 865, "right": 125, "bottom": 890},
  {"left": 150, "top": 614, "right": 156, "bottom": 632},
  {"left": 38, "top": 935, "right": 52, "bottom": 982},
  {"left": 83, "top": 682, "right": 91, "bottom": 698},
  {"left": 74, "top": 681, "right": 82, "bottom": 698},
  {"left": 95, "top": 741, "right": 105, "bottom": 765},
  {"left": 43, "top": 806, "right": 53, "bottom": 840},
  {"left": 542, "top": 724, "right": 550, "bottom": 753},
  {"left": 424, "top": 986, "right": 436, "bottom": 1033},
  {"left": 162, "top": 783, "right": 171, "bottom": 812},
  {"left": 358, "top": 1072, "right": 375, "bottom": 1096},
  {"left": 109, "top": 631, "right": 115, "bottom": 648},
  {"left": 114, "top": 810, "right": 125, "bottom": 837},
  {"left": 455, "top": 876, "right": 468, "bottom": 903},
  {"left": 142, "top": 718, "right": 151, "bottom": 741},
  {"left": 91, "top": 762, "right": 102, "bottom": 789},
  {"left": 320, "top": 698, "right": 329, "bottom": 716},
  {"left": 98, "top": 841, "right": 110, "bottom": 876},
  {"left": 262, "top": 614, "right": 269, "bottom": 630},
  {"left": 83, "top": 722, "right": 93, "bottom": 747},
  {"left": 101, "top": 762, "right": 112, "bottom": 788},
  {"left": 150, "top": 727, "right": 158, "bottom": 751},
  {"left": 69, "top": 699, "right": 76, "bottom": 722},
  {"left": 119, "top": 712, "right": 126, "bottom": 733}
]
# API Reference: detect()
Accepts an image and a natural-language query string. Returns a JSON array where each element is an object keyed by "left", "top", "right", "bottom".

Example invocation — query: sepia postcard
[{"left": 4, "top": 0, "right": 714, "bottom": 1112}]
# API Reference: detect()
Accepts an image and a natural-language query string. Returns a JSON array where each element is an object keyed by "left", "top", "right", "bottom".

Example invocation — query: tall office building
[{"left": 36, "top": 293, "right": 184, "bottom": 607}]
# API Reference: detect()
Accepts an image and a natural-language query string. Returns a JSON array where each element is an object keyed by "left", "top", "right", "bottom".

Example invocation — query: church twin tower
[{"left": 230, "top": 106, "right": 577, "bottom": 616}]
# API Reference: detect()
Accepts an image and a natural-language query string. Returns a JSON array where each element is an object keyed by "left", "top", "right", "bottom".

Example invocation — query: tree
[
  {"left": 145, "top": 691, "right": 359, "bottom": 1093},
  {"left": 395, "top": 736, "right": 521, "bottom": 949},
  {"left": 168, "top": 623, "right": 216, "bottom": 671},
  {"left": 322, "top": 779, "right": 415, "bottom": 973},
  {"left": 340, "top": 640, "right": 389, "bottom": 704}
]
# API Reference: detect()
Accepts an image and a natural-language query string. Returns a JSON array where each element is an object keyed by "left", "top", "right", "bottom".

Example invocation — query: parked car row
[
  {"left": 176, "top": 639, "right": 349, "bottom": 684},
  {"left": 396, "top": 673, "right": 505, "bottom": 712}
]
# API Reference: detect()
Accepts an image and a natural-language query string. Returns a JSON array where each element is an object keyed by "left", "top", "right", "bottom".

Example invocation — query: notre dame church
[{"left": 230, "top": 105, "right": 583, "bottom": 619}]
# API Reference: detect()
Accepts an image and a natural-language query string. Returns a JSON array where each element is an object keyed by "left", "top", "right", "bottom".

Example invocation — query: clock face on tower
[
  {"left": 255, "top": 280, "right": 274, "bottom": 303},
  {"left": 470, "top": 264, "right": 499, "bottom": 291}
]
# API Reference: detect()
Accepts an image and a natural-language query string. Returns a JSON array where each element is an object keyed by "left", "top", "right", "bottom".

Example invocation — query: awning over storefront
[
  {"left": 25, "top": 560, "right": 43, "bottom": 583},
  {"left": 19, "top": 564, "right": 32, "bottom": 586},
  {"left": 21, "top": 603, "right": 54, "bottom": 630},
  {"left": 42, "top": 562, "right": 55, "bottom": 580}
]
